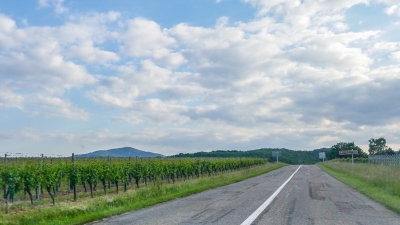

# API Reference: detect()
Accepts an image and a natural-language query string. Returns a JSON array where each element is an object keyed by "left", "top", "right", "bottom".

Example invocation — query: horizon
[
  {"left": 2, "top": 143, "right": 396, "bottom": 158},
  {"left": 1, "top": 0, "right": 400, "bottom": 156}
]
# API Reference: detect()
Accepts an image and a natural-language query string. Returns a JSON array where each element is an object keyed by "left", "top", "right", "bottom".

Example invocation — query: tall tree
[{"left": 368, "top": 137, "right": 387, "bottom": 155}]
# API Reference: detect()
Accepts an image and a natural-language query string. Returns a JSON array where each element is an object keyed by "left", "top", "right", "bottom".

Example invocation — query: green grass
[
  {"left": 318, "top": 161, "right": 400, "bottom": 214},
  {"left": 0, "top": 163, "right": 286, "bottom": 225}
]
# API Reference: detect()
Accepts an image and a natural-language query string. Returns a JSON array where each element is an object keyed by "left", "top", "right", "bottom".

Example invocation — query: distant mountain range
[{"left": 76, "top": 147, "right": 164, "bottom": 158}]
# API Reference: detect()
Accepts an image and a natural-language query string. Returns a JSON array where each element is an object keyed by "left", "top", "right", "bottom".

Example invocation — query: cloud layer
[{"left": 1, "top": 0, "right": 400, "bottom": 155}]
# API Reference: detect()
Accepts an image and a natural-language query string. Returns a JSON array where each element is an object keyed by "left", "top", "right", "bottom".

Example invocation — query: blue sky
[{"left": 1, "top": 0, "right": 400, "bottom": 156}]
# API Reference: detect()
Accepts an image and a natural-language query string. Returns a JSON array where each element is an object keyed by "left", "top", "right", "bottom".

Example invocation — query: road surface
[{"left": 90, "top": 165, "right": 400, "bottom": 225}]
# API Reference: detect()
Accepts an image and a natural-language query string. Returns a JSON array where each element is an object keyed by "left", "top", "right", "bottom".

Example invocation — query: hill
[
  {"left": 76, "top": 147, "right": 164, "bottom": 158},
  {"left": 173, "top": 148, "right": 330, "bottom": 164}
]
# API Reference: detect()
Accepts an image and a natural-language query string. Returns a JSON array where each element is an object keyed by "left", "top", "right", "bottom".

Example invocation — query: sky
[{"left": 1, "top": 0, "right": 400, "bottom": 156}]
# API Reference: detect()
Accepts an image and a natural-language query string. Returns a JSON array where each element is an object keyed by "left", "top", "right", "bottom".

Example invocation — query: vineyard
[{"left": 0, "top": 156, "right": 266, "bottom": 213}]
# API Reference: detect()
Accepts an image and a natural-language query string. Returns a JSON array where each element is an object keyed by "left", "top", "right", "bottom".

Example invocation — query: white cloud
[
  {"left": 0, "top": 88, "right": 24, "bottom": 109},
  {"left": 287, "top": 36, "right": 373, "bottom": 73},
  {"left": 0, "top": 14, "right": 97, "bottom": 120},
  {"left": 118, "top": 17, "right": 186, "bottom": 68},
  {"left": 118, "top": 99, "right": 189, "bottom": 125},
  {"left": 0, "top": 14, "right": 17, "bottom": 48},
  {"left": 243, "top": 0, "right": 370, "bottom": 17},
  {"left": 30, "top": 95, "right": 89, "bottom": 120},
  {"left": 390, "top": 51, "right": 400, "bottom": 62},
  {"left": 84, "top": 1, "right": 400, "bottom": 147},
  {"left": 385, "top": 4, "right": 399, "bottom": 15},
  {"left": 120, "top": 18, "right": 176, "bottom": 58},
  {"left": 170, "top": 23, "right": 244, "bottom": 50},
  {"left": 38, "top": 0, "right": 68, "bottom": 14},
  {"left": 65, "top": 40, "right": 120, "bottom": 64},
  {"left": 0, "top": 14, "right": 100, "bottom": 93},
  {"left": 2, "top": 1, "right": 400, "bottom": 154},
  {"left": 0, "top": 45, "right": 95, "bottom": 94},
  {"left": 88, "top": 60, "right": 173, "bottom": 108},
  {"left": 379, "top": 0, "right": 400, "bottom": 16}
]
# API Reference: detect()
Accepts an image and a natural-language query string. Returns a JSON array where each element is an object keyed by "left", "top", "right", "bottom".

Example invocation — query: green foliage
[
  {"left": 82, "top": 162, "right": 98, "bottom": 198},
  {"left": 41, "top": 163, "right": 61, "bottom": 205},
  {"left": 368, "top": 137, "right": 395, "bottom": 155},
  {"left": 67, "top": 164, "right": 78, "bottom": 190},
  {"left": 98, "top": 162, "right": 111, "bottom": 193},
  {"left": 0, "top": 163, "right": 284, "bottom": 225},
  {"left": 329, "top": 142, "right": 366, "bottom": 159},
  {"left": 0, "top": 157, "right": 266, "bottom": 207},
  {"left": 369, "top": 137, "right": 386, "bottom": 155},
  {"left": 20, "top": 165, "right": 40, "bottom": 204},
  {"left": 1, "top": 166, "right": 21, "bottom": 200}
]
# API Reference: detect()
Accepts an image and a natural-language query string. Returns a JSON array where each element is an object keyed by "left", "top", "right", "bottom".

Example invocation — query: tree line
[
  {"left": 174, "top": 137, "right": 399, "bottom": 163},
  {"left": 327, "top": 137, "right": 399, "bottom": 160}
]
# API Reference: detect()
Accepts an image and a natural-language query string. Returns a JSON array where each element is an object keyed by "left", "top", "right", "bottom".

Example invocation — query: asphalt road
[{"left": 90, "top": 165, "right": 400, "bottom": 225}]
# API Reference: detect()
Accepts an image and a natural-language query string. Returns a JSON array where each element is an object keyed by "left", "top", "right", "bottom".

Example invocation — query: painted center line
[{"left": 240, "top": 165, "right": 302, "bottom": 225}]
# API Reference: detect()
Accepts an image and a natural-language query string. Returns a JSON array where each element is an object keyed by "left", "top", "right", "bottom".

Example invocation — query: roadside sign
[
  {"left": 339, "top": 150, "right": 358, "bottom": 165},
  {"left": 272, "top": 151, "right": 281, "bottom": 163},
  {"left": 319, "top": 152, "right": 326, "bottom": 162},
  {"left": 339, "top": 150, "right": 358, "bottom": 155},
  {"left": 272, "top": 151, "right": 282, "bottom": 157}
]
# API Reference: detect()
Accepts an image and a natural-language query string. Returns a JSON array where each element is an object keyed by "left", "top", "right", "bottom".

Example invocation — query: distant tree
[
  {"left": 387, "top": 147, "right": 396, "bottom": 155},
  {"left": 330, "top": 142, "right": 366, "bottom": 158},
  {"left": 368, "top": 137, "right": 389, "bottom": 155}
]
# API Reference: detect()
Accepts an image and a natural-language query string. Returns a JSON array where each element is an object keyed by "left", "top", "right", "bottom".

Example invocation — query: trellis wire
[{"left": 368, "top": 154, "right": 400, "bottom": 167}]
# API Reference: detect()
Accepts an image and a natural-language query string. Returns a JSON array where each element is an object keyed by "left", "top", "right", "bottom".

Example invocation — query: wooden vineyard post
[
  {"left": 4, "top": 154, "right": 8, "bottom": 214},
  {"left": 72, "top": 153, "right": 77, "bottom": 201},
  {"left": 36, "top": 154, "right": 43, "bottom": 200},
  {"left": 135, "top": 156, "right": 139, "bottom": 188}
]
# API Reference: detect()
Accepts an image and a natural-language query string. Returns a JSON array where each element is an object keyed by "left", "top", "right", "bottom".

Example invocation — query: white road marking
[{"left": 240, "top": 165, "right": 302, "bottom": 225}]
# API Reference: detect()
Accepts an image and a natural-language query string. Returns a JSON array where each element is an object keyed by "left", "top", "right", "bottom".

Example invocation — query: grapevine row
[{"left": 0, "top": 157, "right": 266, "bottom": 210}]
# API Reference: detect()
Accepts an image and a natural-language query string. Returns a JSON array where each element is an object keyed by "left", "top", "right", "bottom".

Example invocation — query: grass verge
[
  {"left": 318, "top": 162, "right": 400, "bottom": 214},
  {"left": 0, "top": 163, "right": 286, "bottom": 225}
]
